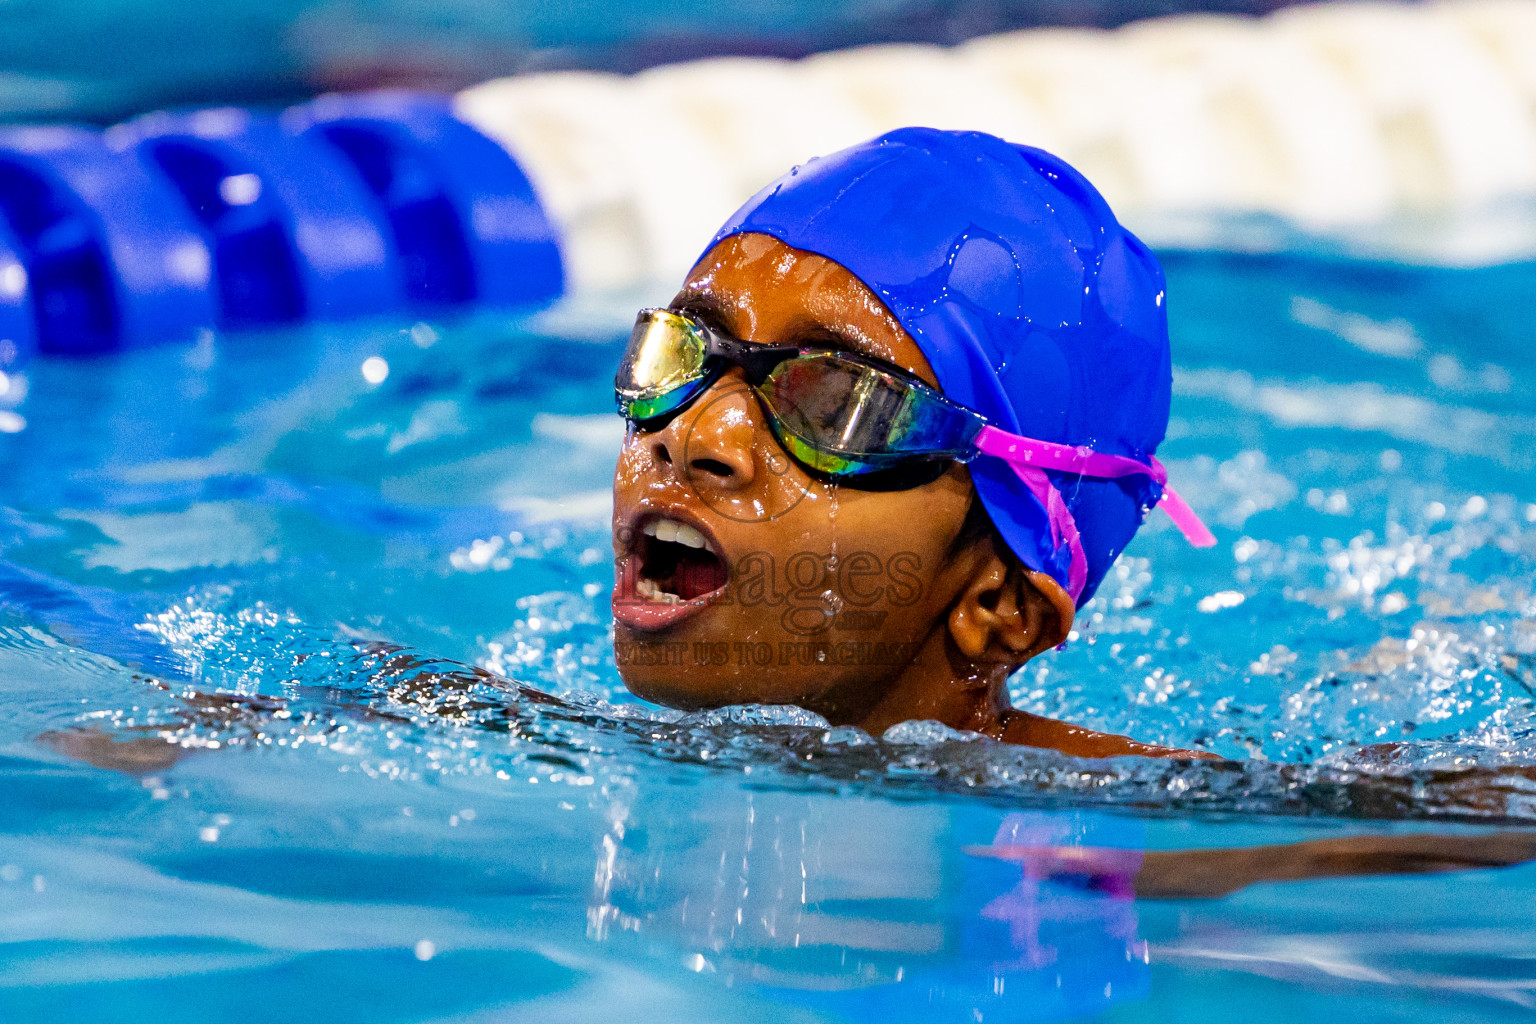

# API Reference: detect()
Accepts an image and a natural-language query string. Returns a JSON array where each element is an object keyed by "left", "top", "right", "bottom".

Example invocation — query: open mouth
[{"left": 631, "top": 515, "right": 729, "bottom": 603}]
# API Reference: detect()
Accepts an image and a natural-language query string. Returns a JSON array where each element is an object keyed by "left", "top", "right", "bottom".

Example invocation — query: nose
[{"left": 647, "top": 369, "right": 759, "bottom": 493}]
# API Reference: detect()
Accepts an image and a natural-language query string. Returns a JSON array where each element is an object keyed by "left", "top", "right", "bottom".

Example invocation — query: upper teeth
[{"left": 644, "top": 518, "right": 709, "bottom": 550}]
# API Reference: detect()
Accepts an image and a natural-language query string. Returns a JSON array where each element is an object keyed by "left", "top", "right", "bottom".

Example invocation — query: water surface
[{"left": 0, "top": 251, "right": 1534, "bottom": 1021}]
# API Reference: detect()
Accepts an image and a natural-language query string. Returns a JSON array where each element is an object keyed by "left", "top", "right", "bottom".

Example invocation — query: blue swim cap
[{"left": 708, "top": 127, "right": 1177, "bottom": 606}]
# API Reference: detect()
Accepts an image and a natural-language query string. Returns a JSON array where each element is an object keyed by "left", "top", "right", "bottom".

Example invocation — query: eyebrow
[
  {"left": 670, "top": 290, "right": 866, "bottom": 358},
  {"left": 671, "top": 290, "right": 729, "bottom": 330}
]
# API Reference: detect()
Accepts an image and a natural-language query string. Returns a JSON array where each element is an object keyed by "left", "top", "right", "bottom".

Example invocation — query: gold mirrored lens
[{"left": 617, "top": 310, "right": 707, "bottom": 399}]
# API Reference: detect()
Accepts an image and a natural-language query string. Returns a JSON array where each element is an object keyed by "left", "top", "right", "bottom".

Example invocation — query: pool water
[{"left": 0, "top": 249, "right": 1534, "bottom": 1022}]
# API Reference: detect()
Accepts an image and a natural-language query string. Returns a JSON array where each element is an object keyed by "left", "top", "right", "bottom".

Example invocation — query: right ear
[
  {"left": 1020, "top": 568, "right": 1075, "bottom": 654},
  {"left": 947, "top": 548, "right": 1073, "bottom": 664}
]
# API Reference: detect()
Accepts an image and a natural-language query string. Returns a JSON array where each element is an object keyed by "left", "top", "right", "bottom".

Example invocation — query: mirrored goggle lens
[
  {"left": 759, "top": 354, "right": 982, "bottom": 475},
  {"left": 615, "top": 310, "right": 709, "bottom": 422}
]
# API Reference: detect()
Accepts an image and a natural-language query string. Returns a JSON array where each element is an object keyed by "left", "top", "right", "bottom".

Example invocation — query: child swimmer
[{"left": 611, "top": 128, "right": 1217, "bottom": 758}]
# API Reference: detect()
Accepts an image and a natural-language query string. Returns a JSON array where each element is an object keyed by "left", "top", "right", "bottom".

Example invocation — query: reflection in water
[{"left": 589, "top": 787, "right": 1150, "bottom": 1022}]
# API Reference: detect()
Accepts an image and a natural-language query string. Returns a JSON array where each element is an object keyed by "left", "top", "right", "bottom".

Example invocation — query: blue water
[{"left": 0, "top": 250, "right": 1534, "bottom": 1021}]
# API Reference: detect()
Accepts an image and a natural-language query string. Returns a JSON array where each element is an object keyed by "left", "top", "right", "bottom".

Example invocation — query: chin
[
  {"left": 617, "top": 657, "right": 819, "bottom": 713},
  {"left": 618, "top": 668, "right": 724, "bottom": 712}
]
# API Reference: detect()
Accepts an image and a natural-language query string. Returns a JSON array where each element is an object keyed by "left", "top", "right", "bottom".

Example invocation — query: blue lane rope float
[
  {"left": 0, "top": 125, "right": 217, "bottom": 355},
  {"left": 0, "top": 92, "right": 562, "bottom": 360},
  {"left": 287, "top": 90, "right": 563, "bottom": 309},
  {"left": 112, "top": 107, "right": 403, "bottom": 327}
]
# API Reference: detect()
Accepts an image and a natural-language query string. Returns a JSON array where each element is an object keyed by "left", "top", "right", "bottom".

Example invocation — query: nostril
[
  {"left": 690, "top": 457, "right": 734, "bottom": 479},
  {"left": 652, "top": 440, "right": 673, "bottom": 465}
]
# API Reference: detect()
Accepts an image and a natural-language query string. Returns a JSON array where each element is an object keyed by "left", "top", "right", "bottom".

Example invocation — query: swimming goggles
[{"left": 615, "top": 308, "right": 1213, "bottom": 599}]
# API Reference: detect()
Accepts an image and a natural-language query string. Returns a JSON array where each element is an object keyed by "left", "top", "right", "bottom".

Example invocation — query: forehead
[{"left": 674, "top": 232, "right": 940, "bottom": 388}]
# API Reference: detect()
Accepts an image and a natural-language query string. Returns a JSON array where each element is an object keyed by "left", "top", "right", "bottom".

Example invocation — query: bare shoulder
[{"left": 996, "top": 709, "right": 1219, "bottom": 760}]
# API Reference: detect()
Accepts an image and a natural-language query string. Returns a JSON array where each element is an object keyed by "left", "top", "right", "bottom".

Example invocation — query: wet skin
[{"left": 610, "top": 233, "right": 1207, "bottom": 759}]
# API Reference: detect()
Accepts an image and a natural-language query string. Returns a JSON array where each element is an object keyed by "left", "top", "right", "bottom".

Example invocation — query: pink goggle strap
[{"left": 973, "top": 425, "right": 1216, "bottom": 602}]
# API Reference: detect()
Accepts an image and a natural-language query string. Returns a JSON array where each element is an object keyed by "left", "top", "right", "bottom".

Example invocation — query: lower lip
[{"left": 610, "top": 551, "right": 722, "bottom": 632}]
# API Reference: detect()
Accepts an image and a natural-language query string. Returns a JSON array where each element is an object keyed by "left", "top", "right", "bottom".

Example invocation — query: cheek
[
  {"left": 827, "top": 481, "right": 970, "bottom": 556},
  {"left": 613, "top": 437, "right": 650, "bottom": 490},
  {"left": 766, "top": 482, "right": 969, "bottom": 618}
]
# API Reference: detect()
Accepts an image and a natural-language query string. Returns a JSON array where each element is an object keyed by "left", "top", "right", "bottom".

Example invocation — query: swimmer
[{"left": 611, "top": 127, "right": 1216, "bottom": 758}]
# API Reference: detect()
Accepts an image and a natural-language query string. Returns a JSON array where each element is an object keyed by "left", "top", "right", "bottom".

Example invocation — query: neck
[
  {"left": 832, "top": 622, "right": 1017, "bottom": 739},
  {"left": 830, "top": 622, "right": 1216, "bottom": 760}
]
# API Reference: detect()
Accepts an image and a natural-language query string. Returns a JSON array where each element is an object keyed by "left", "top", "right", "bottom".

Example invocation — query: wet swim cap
[{"left": 708, "top": 127, "right": 1176, "bottom": 606}]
